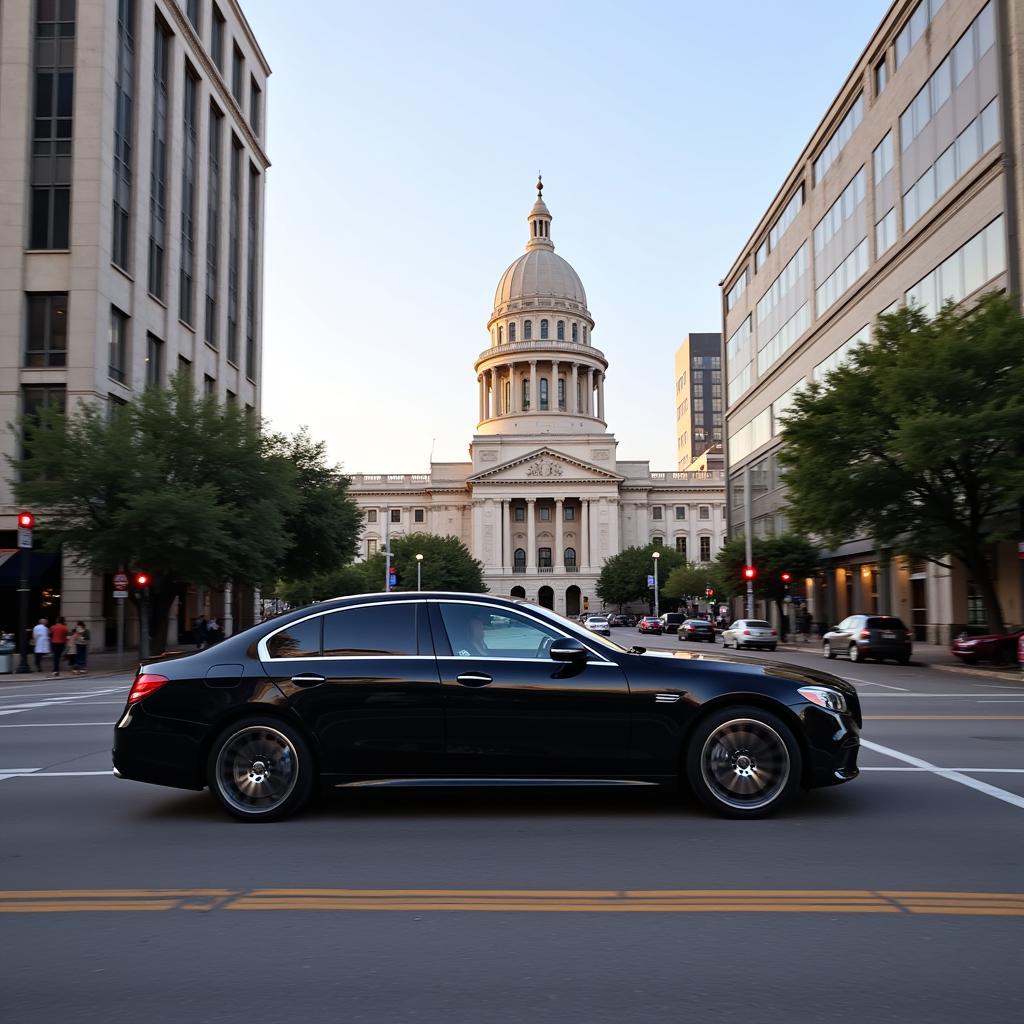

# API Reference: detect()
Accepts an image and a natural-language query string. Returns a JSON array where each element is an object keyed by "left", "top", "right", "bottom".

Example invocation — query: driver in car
[{"left": 455, "top": 613, "right": 491, "bottom": 657}]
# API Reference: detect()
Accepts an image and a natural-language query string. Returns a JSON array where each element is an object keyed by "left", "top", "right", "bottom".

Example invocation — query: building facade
[
  {"left": 721, "top": 0, "right": 1023, "bottom": 640},
  {"left": 674, "top": 332, "right": 724, "bottom": 471},
  {"left": 349, "top": 184, "right": 727, "bottom": 616},
  {"left": 0, "top": 0, "right": 270, "bottom": 643}
]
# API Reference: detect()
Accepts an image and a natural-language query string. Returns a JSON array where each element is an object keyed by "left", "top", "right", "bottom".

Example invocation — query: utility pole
[
  {"left": 15, "top": 512, "right": 34, "bottom": 673},
  {"left": 384, "top": 504, "right": 391, "bottom": 592}
]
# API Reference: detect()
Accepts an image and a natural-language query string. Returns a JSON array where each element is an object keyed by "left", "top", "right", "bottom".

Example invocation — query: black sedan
[
  {"left": 113, "top": 593, "right": 861, "bottom": 822},
  {"left": 678, "top": 619, "right": 716, "bottom": 643}
]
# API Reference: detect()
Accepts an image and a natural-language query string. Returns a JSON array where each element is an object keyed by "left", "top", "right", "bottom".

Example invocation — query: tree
[
  {"left": 11, "top": 378, "right": 362, "bottom": 646},
  {"left": 713, "top": 535, "right": 821, "bottom": 633},
  {"left": 778, "top": 293, "right": 1024, "bottom": 632},
  {"left": 361, "top": 533, "right": 486, "bottom": 593},
  {"left": 596, "top": 544, "right": 685, "bottom": 609},
  {"left": 273, "top": 565, "right": 372, "bottom": 608},
  {"left": 662, "top": 562, "right": 725, "bottom": 606}
]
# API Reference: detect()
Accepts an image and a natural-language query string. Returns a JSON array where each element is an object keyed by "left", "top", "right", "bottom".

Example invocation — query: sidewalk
[{"left": 0, "top": 647, "right": 144, "bottom": 684}]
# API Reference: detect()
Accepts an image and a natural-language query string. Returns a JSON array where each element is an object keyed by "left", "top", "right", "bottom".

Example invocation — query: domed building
[{"left": 349, "top": 181, "right": 726, "bottom": 615}]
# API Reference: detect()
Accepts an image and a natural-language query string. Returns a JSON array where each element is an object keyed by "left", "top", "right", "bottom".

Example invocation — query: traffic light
[
  {"left": 17, "top": 511, "right": 34, "bottom": 529},
  {"left": 134, "top": 572, "right": 150, "bottom": 589},
  {"left": 743, "top": 566, "right": 756, "bottom": 581},
  {"left": 781, "top": 572, "right": 792, "bottom": 583}
]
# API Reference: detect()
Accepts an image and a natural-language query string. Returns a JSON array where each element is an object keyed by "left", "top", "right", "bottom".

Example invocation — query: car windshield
[{"left": 527, "top": 604, "right": 628, "bottom": 653}]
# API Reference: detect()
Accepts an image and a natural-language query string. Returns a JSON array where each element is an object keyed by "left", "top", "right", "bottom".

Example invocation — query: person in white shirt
[{"left": 32, "top": 618, "right": 51, "bottom": 674}]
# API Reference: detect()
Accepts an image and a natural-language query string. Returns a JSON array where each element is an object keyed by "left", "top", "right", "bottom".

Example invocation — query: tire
[
  {"left": 897, "top": 655, "right": 910, "bottom": 665},
  {"left": 685, "top": 706, "right": 803, "bottom": 819},
  {"left": 767, "top": 645, "right": 777, "bottom": 652},
  {"left": 207, "top": 717, "right": 315, "bottom": 822},
  {"left": 823, "top": 641, "right": 836, "bottom": 660},
  {"left": 849, "top": 643, "right": 861, "bottom": 663}
]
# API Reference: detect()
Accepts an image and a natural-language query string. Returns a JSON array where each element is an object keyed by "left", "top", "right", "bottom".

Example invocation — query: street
[{"left": 1, "top": 636, "right": 1022, "bottom": 1023}]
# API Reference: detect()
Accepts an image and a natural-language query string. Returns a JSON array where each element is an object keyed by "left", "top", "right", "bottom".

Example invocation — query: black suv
[
  {"left": 660, "top": 613, "right": 685, "bottom": 634},
  {"left": 823, "top": 615, "right": 913, "bottom": 664}
]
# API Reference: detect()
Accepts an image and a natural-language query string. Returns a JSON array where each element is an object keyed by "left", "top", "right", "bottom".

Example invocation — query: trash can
[{"left": 0, "top": 641, "right": 15, "bottom": 674}]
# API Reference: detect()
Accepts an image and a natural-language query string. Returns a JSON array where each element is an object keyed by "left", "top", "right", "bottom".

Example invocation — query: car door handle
[
  {"left": 456, "top": 672, "right": 493, "bottom": 687},
  {"left": 290, "top": 673, "right": 326, "bottom": 687}
]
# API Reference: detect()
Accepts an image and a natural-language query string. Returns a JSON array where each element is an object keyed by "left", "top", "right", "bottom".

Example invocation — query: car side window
[
  {"left": 438, "top": 604, "right": 561, "bottom": 660},
  {"left": 267, "top": 617, "right": 321, "bottom": 658},
  {"left": 837, "top": 617, "right": 852, "bottom": 631},
  {"left": 322, "top": 604, "right": 418, "bottom": 657}
]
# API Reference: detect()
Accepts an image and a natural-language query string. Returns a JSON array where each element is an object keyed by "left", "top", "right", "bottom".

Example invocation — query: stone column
[
  {"left": 554, "top": 498, "right": 564, "bottom": 571},
  {"left": 552, "top": 360, "right": 560, "bottom": 410},
  {"left": 486, "top": 369, "right": 495, "bottom": 418},
  {"left": 507, "top": 363, "right": 517, "bottom": 413},
  {"left": 581, "top": 499, "right": 591, "bottom": 569},
  {"left": 526, "top": 498, "right": 537, "bottom": 570},
  {"left": 597, "top": 372, "right": 605, "bottom": 420},
  {"left": 223, "top": 581, "right": 234, "bottom": 637},
  {"left": 478, "top": 375, "right": 485, "bottom": 422},
  {"left": 571, "top": 363, "right": 579, "bottom": 413},
  {"left": 502, "top": 499, "right": 512, "bottom": 569},
  {"left": 529, "top": 360, "right": 537, "bottom": 412},
  {"left": 586, "top": 367, "right": 594, "bottom": 415}
]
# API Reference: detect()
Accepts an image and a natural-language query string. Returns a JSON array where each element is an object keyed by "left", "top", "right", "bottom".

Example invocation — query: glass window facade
[
  {"left": 227, "top": 137, "right": 242, "bottom": 365},
  {"left": 873, "top": 131, "right": 893, "bottom": 185},
  {"left": 816, "top": 238, "right": 868, "bottom": 316},
  {"left": 895, "top": 0, "right": 945, "bottom": 68},
  {"left": 813, "top": 95, "right": 863, "bottom": 184},
  {"left": 875, "top": 208, "right": 897, "bottom": 257},
  {"left": 814, "top": 325, "right": 871, "bottom": 382},
  {"left": 148, "top": 16, "right": 169, "bottom": 298},
  {"left": 757, "top": 303, "right": 809, "bottom": 374},
  {"left": 205, "top": 105, "right": 223, "bottom": 348},
  {"left": 25, "top": 293, "right": 68, "bottom": 368},
  {"left": 814, "top": 168, "right": 866, "bottom": 255},
  {"left": 111, "top": 0, "right": 135, "bottom": 270},
  {"left": 179, "top": 65, "right": 199, "bottom": 325},
  {"left": 109, "top": 306, "right": 128, "bottom": 383},
  {"left": 768, "top": 185, "right": 803, "bottom": 251},
  {"left": 726, "top": 269, "right": 748, "bottom": 311},
  {"left": 756, "top": 243, "right": 807, "bottom": 325}
]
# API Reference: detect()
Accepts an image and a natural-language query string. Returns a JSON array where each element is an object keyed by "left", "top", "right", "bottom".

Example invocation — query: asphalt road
[{"left": 1, "top": 632, "right": 1022, "bottom": 1023}]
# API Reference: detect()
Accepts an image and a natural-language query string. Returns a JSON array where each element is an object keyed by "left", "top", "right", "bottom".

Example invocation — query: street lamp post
[
  {"left": 15, "top": 512, "right": 34, "bottom": 673},
  {"left": 652, "top": 550, "right": 660, "bottom": 618},
  {"left": 416, "top": 553, "right": 423, "bottom": 591}
]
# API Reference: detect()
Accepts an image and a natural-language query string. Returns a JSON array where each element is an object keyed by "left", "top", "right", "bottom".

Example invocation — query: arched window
[
  {"left": 652, "top": 537, "right": 664, "bottom": 547},
  {"left": 513, "top": 548, "right": 526, "bottom": 571},
  {"left": 540, "top": 319, "right": 549, "bottom": 339},
  {"left": 524, "top": 320, "right": 532, "bottom": 340},
  {"left": 509, "top": 322, "right": 517, "bottom": 342},
  {"left": 498, "top": 325, "right": 503, "bottom": 344},
  {"left": 538, "top": 546, "right": 552, "bottom": 568},
  {"left": 571, "top": 322, "right": 578, "bottom": 343},
  {"left": 557, "top": 320, "right": 565, "bottom": 340},
  {"left": 557, "top": 379, "right": 566, "bottom": 409},
  {"left": 539, "top": 377, "right": 549, "bottom": 410},
  {"left": 522, "top": 378, "right": 530, "bottom": 410},
  {"left": 564, "top": 547, "right": 577, "bottom": 568}
]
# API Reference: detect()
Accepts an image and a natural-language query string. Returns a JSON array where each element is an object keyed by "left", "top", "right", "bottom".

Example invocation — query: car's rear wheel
[
  {"left": 208, "top": 717, "right": 314, "bottom": 822},
  {"left": 849, "top": 643, "right": 861, "bottom": 662},
  {"left": 823, "top": 641, "right": 836, "bottom": 659},
  {"left": 686, "top": 707, "right": 802, "bottom": 819},
  {"left": 897, "top": 655, "right": 911, "bottom": 665}
]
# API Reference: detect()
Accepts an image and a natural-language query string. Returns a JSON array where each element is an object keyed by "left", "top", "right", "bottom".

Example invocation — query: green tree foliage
[
  {"left": 361, "top": 533, "right": 486, "bottom": 593},
  {"left": 12, "top": 378, "right": 361, "bottom": 645},
  {"left": 778, "top": 294, "right": 1024, "bottom": 631},
  {"left": 596, "top": 544, "right": 685, "bottom": 609},
  {"left": 273, "top": 565, "right": 372, "bottom": 608},
  {"left": 662, "top": 562, "right": 725, "bottom": 606}
]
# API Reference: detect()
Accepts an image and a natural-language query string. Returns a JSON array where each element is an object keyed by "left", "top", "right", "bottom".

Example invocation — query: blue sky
[{"left": 242, "top": 0, "right": 889, "bottom": 472}]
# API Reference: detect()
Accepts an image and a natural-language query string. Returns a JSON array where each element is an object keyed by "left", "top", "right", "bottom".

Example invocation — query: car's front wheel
[
  {"left": 685, "top": 707, "right": 802, "bottom": 818},
  {"left": 208, "top": 717, "right": 314, "bottom": 822},
  {"left": 823, "top": 641, "right": 836, "bottom": 659},
  {"left": 849, "top": 643, "right": 862, "bottom": 663}
]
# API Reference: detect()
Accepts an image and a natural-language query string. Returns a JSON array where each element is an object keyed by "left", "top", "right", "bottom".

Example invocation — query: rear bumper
[{"left": 112, "top": 704, "right": 207, "bottom": 791}]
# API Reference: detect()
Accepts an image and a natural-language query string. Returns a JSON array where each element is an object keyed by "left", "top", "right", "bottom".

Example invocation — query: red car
[
  {"left": 951, "top": 627, "right": 1024, "bottom": 664},
  {"left": 638, "top": 616, "right": 663, "bottom": 635}
]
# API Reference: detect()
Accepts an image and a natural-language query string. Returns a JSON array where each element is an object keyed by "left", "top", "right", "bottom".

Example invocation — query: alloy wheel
[
  {"left": 214, "top": 724, "right": 300, "bottom": 816},
  {"left": 699, "top": 718, "right": 792, "bottom": 812},
  {"left": 849, "top": 643, "right": 860, "bottom": 662}
]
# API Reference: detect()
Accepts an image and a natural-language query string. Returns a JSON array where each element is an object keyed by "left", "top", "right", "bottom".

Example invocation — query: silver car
[
  {"left": 583, "top": 615, "right": 611, "bottom": 637},
  {"left": 722, "top": 618, "right": 778, "bottom": 651}
]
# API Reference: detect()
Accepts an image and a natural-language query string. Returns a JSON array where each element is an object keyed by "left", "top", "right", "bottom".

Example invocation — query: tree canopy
[
  {"left": 778, "top": 293, "right": 1024, "bottom": 631},
  {"left": 596, "top": 544, "right": 686, "bottom": 609},
  {"left": 12, "top": 378, "right": 362, "bottom": 644},
  {"left": 661, "top": 562, "right": 724, "bottom": 605}
]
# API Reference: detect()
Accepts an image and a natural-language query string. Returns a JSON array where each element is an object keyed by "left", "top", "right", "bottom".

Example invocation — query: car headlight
[{"left": 798, "top": 685, "right": 848, "bottom": 714}]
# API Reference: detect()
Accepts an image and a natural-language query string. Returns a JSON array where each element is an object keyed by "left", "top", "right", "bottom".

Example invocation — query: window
[
  {"left": 571, "top": 322, "right": 578, "bottom": 343},
  {"left": 674, "top": 506, "right": 686, "bottom": 520},
  {"left": 497, "top": 326, "right": 503, "bottom": 344},
  {"left": 323, "top": 604, "right": 418, "bottom": 657},
  {"left": 755, "top": 240, "right": 768, "bottom": 272},
  {"left": 111, "top": 0, "right": 135, "bottom": 270},
  {"left": 540, "top": 319, "right": 549, "bottom": 339},
  {"left": 267, "top": 617, "right": 321, "bottom": 659},
  {"left": 109, "top": 307, "right": 128, "bottom": 383},
  {"left": 756, "top": 244, "right": 807, "bottom": 325},
  {"left": 557, "top": 320, "right": 564, "bottom": 340},
  {"left": 30, "top": 0, "right": 76, "bottom": 249},
  {"left": 211, "top": 5, "right": 225, "bottom": 70},
  {"left": 563, "top": 505, "right": 575, "bottom": 521},
  {"left": 875, "top": 57, "right": 887, "bottom": 96},
  {"left": 204, "top": 374, "right": 216, "bottom": 397},
  {"left": 509, "top": 322, "right": 516, "bottom": 342},
  {"left": 502, "top": 378, "right": 510, "bottom": 413},
  {"left": 390, "top": 508, "right": 401, "bottom": 523},
  {"left": 582, "top": 327, "right": 587, "bottom": 343},
  {"left": 438, "top": 604, "right": 560, "bottom": 660},
  {"left": 768, "top": 185, "right": 804, "bottom": 251},
  {"left": 699, "top": 506, "right": 710, "bottom": 521},
  {"left": 227, "top": 136, "right": 242, "bottom": 365},
  {"left": 652, "top": 537, "right": 663, "bottom": 547},
  {"left": 366, "top": 538, "right": 377, "bottom": 557},
  {"left": 246, "top": 164, "right": 259, "bottom": 380},
  {"left": 22, "top": 384, "right": 67, "bottom": 466},
  {"left": 205, "top": 104, "right": 223, "bottom": 347},
  {"left": 699, "top": 536, "right": 712, "bottom": 562},
  {"left": 366, "top": 509, "right": 378, "bottom": 523},
  {"left": 250, "top": 76, "right": 262, "bottom": 136},
  {"left": 726, "top": 269, "right": 748, "bottom": 311},
  {"left": 524, "top": 320, "right": 532, "bottom": 340},
  {"left": 231, "top": 43, "right": 244, "bottom": 103},
  {"left": 814, "top": 167, "right": 866, "bottom": 254},
  {"left": 521, "top": 378, "right": 530, "bottom": 410},
  {"left": 675, "top": 537, "right": 687, "bottom": 557},
  {"left": 558, "top": 378, "right": 565, "bottom": 410},
  {"left": 414, "top": 508, "right": 425, "bottom": 524},
  {"left": 539, "top": 506, "right": 551, "bottom": 521},
  {"left": 177, "top": 355, "right": 192, "bottom": 385},
  {"left": 814, "top": 95, "right": 863, "bottom": 184},
  {"left": 180, "top": 65, "right": 199, "bottom": 325},
  {"left": 148, "top": 16, "right": 170, "bottom": 298},
  {"left": 873, "top": 132, "right": 893, "bottom": 185},
  {"left": 514, "top": 506, "right": 525, "bottom": 522},
  {"left": 652, "top": 506, "right": 663, "bottom": 521},
  {"left": 513, "top": 548, "right": 526, "bottom": 567},
  {"left": 539, "top": 377, "right": 549, "bottom": 410},
  {"left": 816, "top": 239, "right": 869, "bottom": 316},
  {"left": 895, "top": 0, "right": 945, "bottom": 68},
  {"left": 564, "top": 547, "right": 577, "bottom": 568},
  {"left": 186, "top": 0, "right": 201, "bottom": 30},
  {"left": 145, "top": 333, "right": 163, "bottom": 388},
  {"left": 815, "top": 325, "right": 870, "bottom": 382},
  {"left": 108, "top": 394, "right": 128, "bottom": 420},
  {"left": 25, "top": 294, "right": 68, "bottom": 367},
  {"left": 757, "top": 303, "right": 810, "bottom": 374},
  {"left": 875, "top": 208, "right": 897, "bottom": 257},
  {"left": 727, "top": 315, "right": 753, "bottom": 404},
  {"left": 538, "top": 547, "right": 552, "bottom": 568}
]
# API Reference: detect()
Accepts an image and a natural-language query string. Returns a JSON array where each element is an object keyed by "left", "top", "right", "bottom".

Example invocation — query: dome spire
[{"left": 527, "top": 174, "right": 554, "bottom": 252}]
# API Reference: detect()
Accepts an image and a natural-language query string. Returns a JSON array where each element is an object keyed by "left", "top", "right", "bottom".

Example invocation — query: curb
[{"left": 932, "top": 663, "right": 1024, "bottom": 684}]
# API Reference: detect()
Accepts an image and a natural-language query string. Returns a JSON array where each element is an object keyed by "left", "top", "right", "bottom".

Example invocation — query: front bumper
[{"left": 791, "top": 703, "right": 860, "bottom": 789}]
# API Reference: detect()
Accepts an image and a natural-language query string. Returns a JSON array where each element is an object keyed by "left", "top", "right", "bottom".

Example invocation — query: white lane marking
[
  {"left": 860, "top": 738, "right": 1024, "bottom": 811},
  {"left": 977, "top": 700, "right": 1024, "bottom": 704},
  {"left": 0, "top": 722, "right": 112, "bottom": 728},
  {"left": 845, "top": 678, "right": 909, "bottom": 691},
  {"left": 0, "top": 688, "right": 124, "bottom": 718},
  {"left": 1, "top": 770, "right": 113, "bottom": 779},
  {"left": 860, "top": 767, "right": 1024, "bottom": 773},
  {"left": 0, "top": 768, "right": 40, "bottom": 773}
]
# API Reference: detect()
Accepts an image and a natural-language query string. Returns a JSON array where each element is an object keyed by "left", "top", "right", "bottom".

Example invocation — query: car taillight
[
  {"left": 771, "top": 629, "right": 777, "bottom": 636},
  {"left": 743, "top": 629, "right": 751, "bottom": 635},
  {"left": 127, "top": 673, "right": 169, "bottom": 704},
  {"left": 860, "top": 629, "right": 870, "bottom": 639},
  {"left": 905, "top": 630, "right": 913, "bottom": 641}
]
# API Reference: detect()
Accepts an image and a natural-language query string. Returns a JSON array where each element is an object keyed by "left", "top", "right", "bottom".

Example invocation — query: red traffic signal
[
  {"left": 743, "top": 566, "right": 756, "bottom": 581},
  {"left": 134, "top": 572, "right": 150, "bottom": 588},
  {"left": 17, "top": 511, "right": 34, "bottom": 529},
  {"left": 781, "top": 572, "right": 792, "bottom": 583}
]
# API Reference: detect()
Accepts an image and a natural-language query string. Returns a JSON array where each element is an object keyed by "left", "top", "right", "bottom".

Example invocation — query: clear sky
[{"left": 241, "top": 0, "right": 890, "bottom": 473}]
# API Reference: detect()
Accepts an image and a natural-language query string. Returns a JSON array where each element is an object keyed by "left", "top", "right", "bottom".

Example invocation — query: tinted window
[
  {"left": 267, "top": 617, "right": 321, "bottom": 658},
  {"left": 867, "top": 617, "right": 907, "bottom": 630},
  {"left": 746, "top": 620, "right": 772, "bottom": 628},
  {"left": 322, "top": 604, "right": 418, "bottom": 657},
  {"left": 439, "top": 603, "right": 561, "bottom": 660}
]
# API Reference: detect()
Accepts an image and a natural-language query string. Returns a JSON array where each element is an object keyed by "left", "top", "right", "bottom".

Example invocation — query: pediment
[{"left": 468, "top": 447, "right": 622, "bottom": 484}]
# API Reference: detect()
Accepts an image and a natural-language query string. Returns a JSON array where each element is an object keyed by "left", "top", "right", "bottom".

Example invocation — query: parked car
[
  {"left": 607, "top": 614, "right": 628, "bottom": 627},
  {"left": 622, "top": 615, "right": 637, "bottom": 627},
  {"left": 822, "top": 614, "right": 912, "bottom": 664},
  {"left": 112, "top": 591, "right": 861, "bottom": 820},
  {"left": 951, "top": 627, "right": 1024, "bottom": 665},
  {"left": 584, "top": 615, "right": 611, "bottom": 637},
  {"left": 659, "top": 613, "right": 685, "bottom": 634},
  {"left": 638, "top": 616, "right": 664, "bottom": 635},
  {"left": 679, "top": 619, "right": 716, "bottom": 643},
  {"left": 722, "top": 619, "right": 777, "bottom": 652}
]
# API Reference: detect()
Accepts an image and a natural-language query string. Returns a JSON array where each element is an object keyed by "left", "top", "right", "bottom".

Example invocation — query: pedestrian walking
[
  {"left": 71, "top": 620, "right": 90, "bottom": 674},
  {"left": 49, "top": 616, "right": 68, "bottom": 677},
  {"left": 206, "top": 618, "right": 222, "bottom": 647},
  {"left": 194, "top": 616, "right": 207, "bottom": 650},
  {"left": 798, "top": 610, "right": 813, "bottom": 643},
  {"left": 32, "top": 617, "right": 50, "bottom": 673}
]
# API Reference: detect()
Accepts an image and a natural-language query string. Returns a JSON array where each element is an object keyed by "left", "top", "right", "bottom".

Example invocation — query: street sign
[
  {"left": 113, "top": 572, "right": 129, "bottom": 591},
  {"left": 647, "top": 574, "right": 655, "bottom": 587},
  {"left": 388, "top": 571, "right": 397, "bottom": 587},
  {"left": 113, "top": 590, "right": 128, "bottom": 599},
  {"left": 17, "top": 527, "right": 32, "bottom": 549}
]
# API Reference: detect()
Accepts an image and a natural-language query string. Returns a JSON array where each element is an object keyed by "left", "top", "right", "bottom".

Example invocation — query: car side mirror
[{"left": 550, "top": 638, "right": 589, "bottom": 663}]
